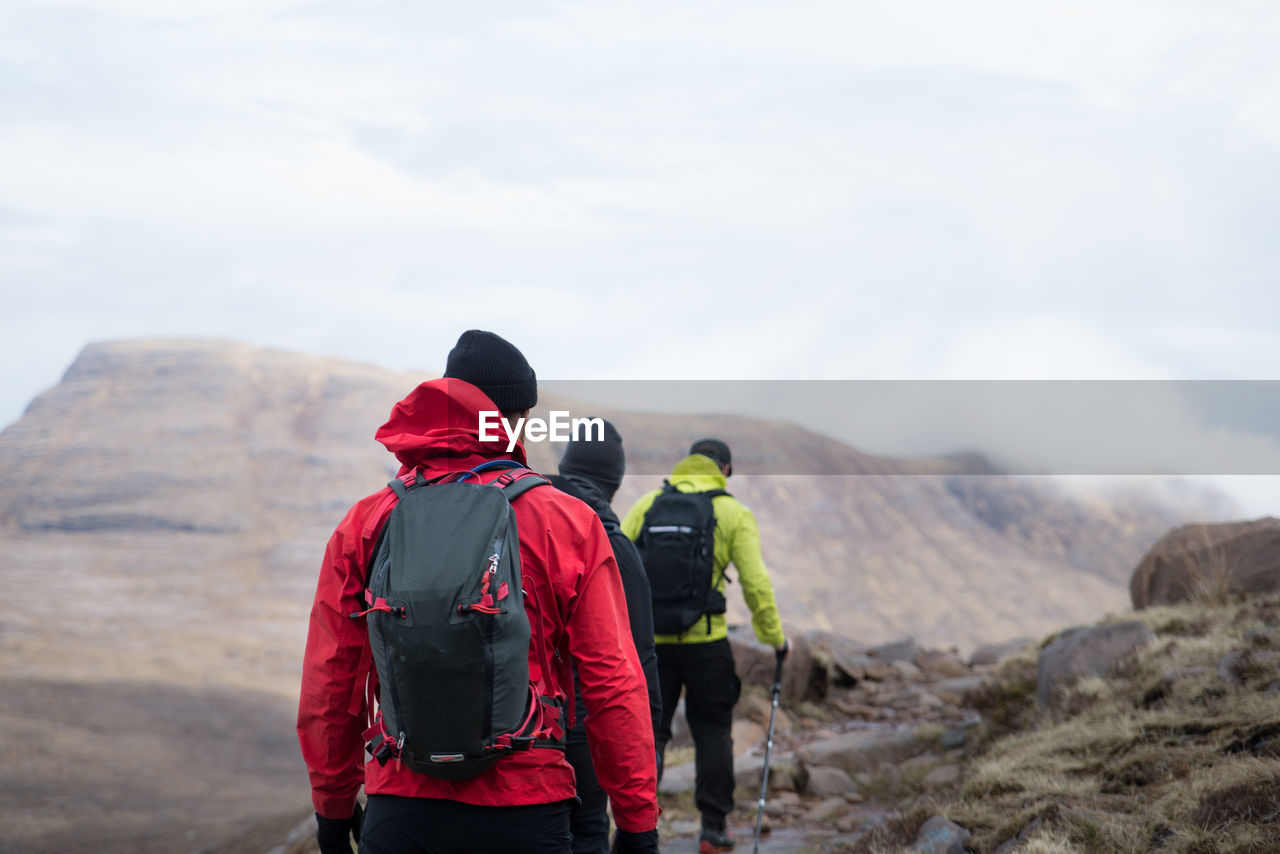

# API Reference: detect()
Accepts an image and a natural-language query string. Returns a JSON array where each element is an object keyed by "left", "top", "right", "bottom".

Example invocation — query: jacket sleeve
[
  {"left": 727, "top": 502, "right": 787, "bottom": 647},
  {"left": 612, "top": 533, "right": 663, "bottom": 737},
  {"left": 566, "top": 525, "right": 660, "bottom": 833},
  {"left": 296, "top": 500, "right": 382, "bottom": 819}
]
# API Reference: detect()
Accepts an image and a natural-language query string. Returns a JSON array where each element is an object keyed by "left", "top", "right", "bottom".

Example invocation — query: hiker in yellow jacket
[{"left": 622, "top": 439, "right": 787, "bottom": 854}]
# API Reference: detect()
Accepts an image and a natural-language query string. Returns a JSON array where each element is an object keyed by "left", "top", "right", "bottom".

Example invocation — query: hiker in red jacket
[{"left": 297, "top": 330, "right": 660, "bottom": 854}]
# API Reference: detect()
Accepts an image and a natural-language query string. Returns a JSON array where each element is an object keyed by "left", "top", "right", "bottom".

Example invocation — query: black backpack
[
  {"left": 635, "top": 481, "right": 729, "bottom": 635},
  {"left": 353, "top": 460, "right": 563, "bottom": 780}
]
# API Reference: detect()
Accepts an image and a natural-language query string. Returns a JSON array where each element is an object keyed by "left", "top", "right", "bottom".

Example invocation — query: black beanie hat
[
  {"left": 558, "top": 418, "right": 625, "bottom": 499},
  {"left": 690, "top": 438, "right": 732, "bottom": 475},
  {"left": 443, "top": 330, "right": 538, "bottom": 413}
]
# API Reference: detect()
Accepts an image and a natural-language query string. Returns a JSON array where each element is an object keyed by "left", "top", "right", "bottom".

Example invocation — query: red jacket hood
[{"left": 374, "top": 378, "right": 528, "bottom": 472}]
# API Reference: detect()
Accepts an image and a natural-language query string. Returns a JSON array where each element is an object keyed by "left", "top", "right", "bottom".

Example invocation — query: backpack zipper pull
[
  {"left": 481, "top": 553, "right": 500, "bottom": 596},
  {"left": 395, "top": 731, "right": 406, "bottom": 771}
]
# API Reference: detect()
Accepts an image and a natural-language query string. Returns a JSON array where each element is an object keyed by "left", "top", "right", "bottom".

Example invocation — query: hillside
[
  {"left": 1, "top": 340, "right": 1234, "bottom": 661},
  {"left": 855, "top": 591, "right": 1280, "bottom": 853},
  {"left": 0, "top": 338, "right": 1241, "bottom": 853}
]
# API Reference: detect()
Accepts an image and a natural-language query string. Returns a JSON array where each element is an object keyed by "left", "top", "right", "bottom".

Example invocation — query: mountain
[
  {"left": 0, "top": 340, "right": 1240, "bottom": 672},
  {"left": 0, "top": 338, "right": 1237, "bottom": 852}
]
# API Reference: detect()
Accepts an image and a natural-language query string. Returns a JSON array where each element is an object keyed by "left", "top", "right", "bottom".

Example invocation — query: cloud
[{"left": 1, "top": 0, "right": 1279, "bottom": 459}]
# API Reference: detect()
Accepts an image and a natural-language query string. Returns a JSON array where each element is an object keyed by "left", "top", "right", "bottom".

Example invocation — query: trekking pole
[{"left": 753, "top": 641, "right": 788, "bottom": 854}]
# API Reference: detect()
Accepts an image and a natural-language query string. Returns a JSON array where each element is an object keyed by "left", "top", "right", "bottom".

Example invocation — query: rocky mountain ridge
[{"left": 1, "top": 339, "right": 1235, "bottom": 660}]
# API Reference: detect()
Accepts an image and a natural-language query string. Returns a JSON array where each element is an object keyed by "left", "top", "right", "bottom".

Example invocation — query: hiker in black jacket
[{"left": 550, "top": 418, "right": 662, "bottom": 854}]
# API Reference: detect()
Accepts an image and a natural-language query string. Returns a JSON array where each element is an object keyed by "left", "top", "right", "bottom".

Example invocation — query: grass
[
  {"left": 1180, "top": 524, "right": 1234, "bottom": 608},
  {"left": 932, "top": 592, "right": 1280, "bottom": 854},
  {"left": 824, "top": 802, "right": 937, "bottom": 853}
]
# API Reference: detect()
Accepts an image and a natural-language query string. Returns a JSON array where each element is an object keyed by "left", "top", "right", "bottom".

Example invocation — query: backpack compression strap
[{"left": 469, "top": 461, "right": 564, "bottom": 745}]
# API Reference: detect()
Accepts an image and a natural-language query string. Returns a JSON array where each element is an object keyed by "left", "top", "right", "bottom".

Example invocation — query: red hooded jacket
[{"left": 296, "top": 378, "right": 659, "bottom": 832}]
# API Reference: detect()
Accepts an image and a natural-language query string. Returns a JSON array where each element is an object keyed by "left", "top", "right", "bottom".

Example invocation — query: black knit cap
[
  {"left": 690, "top": 438, "right": 732, "bottom": 475},
  {"left": 558, "top": 418, "right": 625, "bottom": 499},
  {"left": 443, "top": 329, "right": 538, "bottom": 413}
]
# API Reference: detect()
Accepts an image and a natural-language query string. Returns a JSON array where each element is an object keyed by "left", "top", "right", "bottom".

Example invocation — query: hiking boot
[{"left": 699, "top": 828, "right": 736, "bottom": 853}]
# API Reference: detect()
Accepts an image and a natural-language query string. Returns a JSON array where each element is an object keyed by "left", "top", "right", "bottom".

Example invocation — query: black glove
[
  {"left": 611, "top": 827, "right": 660, "bottom": 854},
  {"left": 315, "top": 802, "right": 363, "bottom": 854},
  {"left": 776, "top": 636, "right": 790, "bottom": 660}
]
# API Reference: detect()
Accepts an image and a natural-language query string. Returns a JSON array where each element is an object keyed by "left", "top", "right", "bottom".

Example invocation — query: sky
[{"left": 2, "top": 1, "right": 1279, "bottom": 509}]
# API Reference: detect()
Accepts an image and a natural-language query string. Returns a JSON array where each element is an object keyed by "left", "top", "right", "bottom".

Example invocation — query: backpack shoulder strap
[
  {"left": 496, "top": 469, "right": 551, "bottom": 502},
  {"left": 387, "top": 467, "right": 449, "bottom": 498}
]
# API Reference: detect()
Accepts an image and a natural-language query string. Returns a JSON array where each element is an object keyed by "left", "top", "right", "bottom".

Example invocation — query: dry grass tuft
[
  {"left": 1193, "top": 774, "right": 1280, "bottom": 829},
  {"left": 966, "top": 653, "right": 1038, "bottom": 736},
  {"left": 1180, "top": 524, "right": 1234, "bottom": 607},
  {"left": 834, "top": 801, "right": 935, "bottom": 854}
]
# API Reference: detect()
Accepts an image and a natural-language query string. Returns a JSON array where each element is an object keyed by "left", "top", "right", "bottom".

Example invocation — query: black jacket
[{"left": 550, "top": 472, "right": 662, "bottom": 737}]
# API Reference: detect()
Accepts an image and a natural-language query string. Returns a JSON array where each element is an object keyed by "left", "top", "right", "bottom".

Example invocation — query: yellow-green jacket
[{"left": 621, "top": 453, "right": 786, "bottom": 647}]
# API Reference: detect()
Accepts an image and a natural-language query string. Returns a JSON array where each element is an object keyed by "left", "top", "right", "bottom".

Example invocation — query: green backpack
[{"left": 354, "top": 460, "right": 564, "bottom": 779}]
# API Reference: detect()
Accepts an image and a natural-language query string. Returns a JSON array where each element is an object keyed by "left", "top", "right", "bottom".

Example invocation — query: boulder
[
  {"left": 729, "top": 627, "right": 813, "bottom": 703},
  {"left": 738, "top": 693, "right": 794, "bottom": 736},
  {"left": 869, "top": 637, "right": 922, "bottom": 663},
  {"left": 797, "top": 727, "right": 924, "bottom": 774},
  {"left": 762, "top": 791, "right": 800, "bottom": 817},
  {"left": 930, "top": 675, "right": 986, "bottom": 699},
  {"left": 807, "top": 797, "right": 850, "bottom": 823},
  {"left": 1037, "top": 621, "right": 1154, "bottom": 708},
  {"left": 910, "top": 816, "right": 972, "bottom": 853},
  {"left": 1130, "top": 518, "right": 1280, "bottom": 608},
  {"left": 733, "top": 752, "right": 804, "bottom": 794},
  {"left": 804, "top": 765, "right": 857, "bottom": 798},
  {"left": 920, "top": 763, "right": 962, "bottom": 790},
  {"left": 732, "top": 718, "right": 765, "bottom": 756},
  {"left": 1218, "top": 650, "right": 1248, "bottom": 686},
  {"left": 1218, "top": 649, "right": 1280, "bottom": 686},
  {"left": 892, "top": 659, "right": 924, "bottom": 681},
  {"left": 807, "top": 630, "right": 878, "bottom": 685},
  {"left": 916, "top": 650, "right": 971, "bottom": 679},
  {"left": 969, "top": 637, "right": 1033, "bottom": 667}
]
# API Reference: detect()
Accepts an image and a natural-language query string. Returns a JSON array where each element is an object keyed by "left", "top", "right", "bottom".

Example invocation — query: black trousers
[
  {"left": 565, "top": 726, "right": 610, "bottom": 854},
  {"left": 655, "top": 638, "right": 741, "bottom": 831},
  {"left": 359, "top": 794, "right": 574, "bottom": 854}
]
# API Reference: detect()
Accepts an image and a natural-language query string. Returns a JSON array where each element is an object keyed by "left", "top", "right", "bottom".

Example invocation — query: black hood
[
  {"left": 548, "top": 473, "right": 621, "bottom": 530},
  {"left": 555, "top": 417, "right": 625, "bottom": 500}
]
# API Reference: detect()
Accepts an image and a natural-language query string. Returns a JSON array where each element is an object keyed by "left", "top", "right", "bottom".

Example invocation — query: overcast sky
[{"left": 2, "top": 1, "right": 1279, "bottom": 508}]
